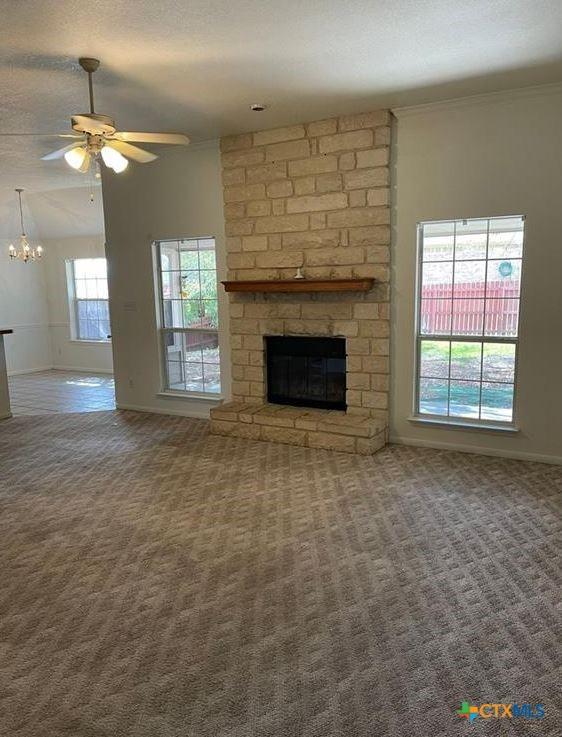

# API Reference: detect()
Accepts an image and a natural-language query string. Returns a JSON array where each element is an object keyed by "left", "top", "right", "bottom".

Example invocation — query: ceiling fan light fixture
[
  {"left": 64, "top": 146, "right": 88, "bottom": 171},
  {"left": 101, "top": 145, "right": 128, "bottom": 173}
]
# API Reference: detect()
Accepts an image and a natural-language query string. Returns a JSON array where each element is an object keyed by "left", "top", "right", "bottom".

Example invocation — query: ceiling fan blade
[
  {"left": 106, "top": 140, "right": 158, "bottom": 163},
  {"left": 0, "top": 133, "right": 81, "bottom": 138},
  {"left": 113, "top": 131, "right": 190, "bottom": 145},
  {"left": 41, "top": 143, "right": 84, "bottom": 161}
]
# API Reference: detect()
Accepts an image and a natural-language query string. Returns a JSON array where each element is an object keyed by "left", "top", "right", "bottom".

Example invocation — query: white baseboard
[
  {"left": 7, "top": 365, "right": 53, "bottom": 377},
  {"left": 8, "top": 365, "right": 114, "bottom": 377},
  {"left": 389, "top": 434, "right": 562, "bottom": 466},
  {"left": 116, "top": 402, "right": 210, "bottom": 420}
]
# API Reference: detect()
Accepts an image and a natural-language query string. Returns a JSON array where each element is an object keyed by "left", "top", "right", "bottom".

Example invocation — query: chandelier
[{"left": 8, "top": 189, "right": 43, "bottom": 263}]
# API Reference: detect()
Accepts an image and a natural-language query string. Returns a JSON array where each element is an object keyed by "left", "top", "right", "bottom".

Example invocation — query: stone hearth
[
  {"left": 210, "top": 402, "right": 386, "bottom": 455},
  {"left": 210, "top": 110, "right": 391, "bottom": 454}
]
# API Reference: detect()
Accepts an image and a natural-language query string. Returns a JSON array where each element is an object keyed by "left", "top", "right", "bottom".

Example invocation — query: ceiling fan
[{"left": 41, "top": 57, "right": 190, "bottom": 174}]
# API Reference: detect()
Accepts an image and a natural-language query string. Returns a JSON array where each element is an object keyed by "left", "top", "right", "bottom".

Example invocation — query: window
[
  {"left": 155, "top": 237, "right": 221, "bottom": 395},
  {"left": 68, "top": 258, "right": 110, "bottom": 341},
  {"left": 415, "top": 216, "right": 524, "bottom": 425}
]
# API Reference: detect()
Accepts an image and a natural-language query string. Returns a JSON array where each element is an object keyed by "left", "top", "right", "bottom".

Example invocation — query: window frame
[
  {"left": 154, "top": 237, "right": 222, "bottom": 398},
  {"left": 66, "top": 258, "right": 111, "bottom": 343},
  {"left": 413, "top": 215, "right": 525, "bottom": 429}
]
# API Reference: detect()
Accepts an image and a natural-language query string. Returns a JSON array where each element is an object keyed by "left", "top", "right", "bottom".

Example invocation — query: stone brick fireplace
[{"left": 210, "top": 110, "right": 391, "bottom": 454}]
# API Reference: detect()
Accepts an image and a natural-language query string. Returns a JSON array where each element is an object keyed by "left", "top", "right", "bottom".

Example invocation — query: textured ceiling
[{"left": 1, "top": 0, "right": 562, "bottom": 234}]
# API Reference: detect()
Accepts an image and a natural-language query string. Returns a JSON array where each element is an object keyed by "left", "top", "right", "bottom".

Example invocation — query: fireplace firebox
[{"left": 265, "top": 336, "right": 346, "bottom": 410}]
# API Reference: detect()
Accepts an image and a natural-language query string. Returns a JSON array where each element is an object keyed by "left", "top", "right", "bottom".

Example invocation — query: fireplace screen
[{"left": 266, "top": 336, "right": 346, "bottom": 410}]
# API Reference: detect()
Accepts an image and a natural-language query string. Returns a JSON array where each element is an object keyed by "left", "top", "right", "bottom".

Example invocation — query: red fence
[{"left": 421, "top": 281, "right": 520, "bottom": 336}]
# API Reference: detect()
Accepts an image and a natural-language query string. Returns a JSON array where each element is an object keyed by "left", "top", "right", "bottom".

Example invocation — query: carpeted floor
[{"left": 0, "top": 410, "right": 560, "bottom": 737}]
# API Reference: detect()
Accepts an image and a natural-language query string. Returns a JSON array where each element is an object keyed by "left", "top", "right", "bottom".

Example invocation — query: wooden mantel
[{"left": 222, "top": 278, "right": 374, "bottom": 294}]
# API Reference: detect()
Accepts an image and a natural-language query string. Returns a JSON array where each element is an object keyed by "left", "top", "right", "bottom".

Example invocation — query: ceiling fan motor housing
[{"left": 71, "top": 113, "right": 116, "bottom": 136}]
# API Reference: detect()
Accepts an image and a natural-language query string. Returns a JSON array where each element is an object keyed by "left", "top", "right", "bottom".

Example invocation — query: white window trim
[
  {"left": 153, "top": 238, "right": 223, "bottom": 398},
  {"left": 412, "top": 215, "right": 525, "bottom": 430},
  {"left": 66, "top": 258, "right": 111, "bottom": 343}
]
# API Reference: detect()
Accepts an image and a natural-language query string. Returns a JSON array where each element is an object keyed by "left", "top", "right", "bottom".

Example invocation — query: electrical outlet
[{"left": 128, "top": 378, "right": 134, "bottom": 388}]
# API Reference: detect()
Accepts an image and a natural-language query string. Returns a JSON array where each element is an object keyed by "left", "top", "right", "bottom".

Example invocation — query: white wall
[
  {"left": 0, "top": 240, "right": 51, "bottom": 374},
  {"left": 101, "top": 142, "right": 229, "bottom": 418},
  {"left": 391, "top": 85, "right": 562, "bottom": 464},
  {"left": 42, "top": 235, "right": 114, "bottom": 373}
]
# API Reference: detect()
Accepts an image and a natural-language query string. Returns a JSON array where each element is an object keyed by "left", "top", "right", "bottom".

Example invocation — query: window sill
[
  {"left": 69, "top": 339, "right": 112, "bottom": 345},
  {"left": 157, "top": 391, "right": 224, "bottom": 402},
  {"left": 408, "top": 415, "right": 520, "bottom": 433}
]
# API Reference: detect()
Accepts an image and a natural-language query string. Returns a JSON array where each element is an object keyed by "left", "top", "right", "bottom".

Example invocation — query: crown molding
[{"left": 392, "top": 81, "right": 562, "bottom": 119}]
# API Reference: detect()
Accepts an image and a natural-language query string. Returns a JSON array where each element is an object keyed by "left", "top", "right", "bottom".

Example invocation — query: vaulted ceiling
[{"left": 1, "top": 0, "right": 562, "bottom": 234}]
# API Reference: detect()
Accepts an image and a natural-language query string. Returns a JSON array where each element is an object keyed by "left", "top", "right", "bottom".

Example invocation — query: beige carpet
[{"left": 0, "top": 410, "right": 560, "bottom": 737}]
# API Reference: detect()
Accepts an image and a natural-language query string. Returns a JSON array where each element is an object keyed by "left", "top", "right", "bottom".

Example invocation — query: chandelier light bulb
[
  {"left": 101, "top": 145, "right": 128, "bottom": 173},
  {"left": 64, "top": 146, "right": 88, "bottom": 171}
]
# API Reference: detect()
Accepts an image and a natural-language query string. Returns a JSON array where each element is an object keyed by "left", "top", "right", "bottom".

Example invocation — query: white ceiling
[{"left": 1, "top": 0, "right": 562, "bottom": 233}]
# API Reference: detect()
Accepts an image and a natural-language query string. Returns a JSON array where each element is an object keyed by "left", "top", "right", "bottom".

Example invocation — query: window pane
[
  {"left": 96, "top": 279, "right": 108, "bottom": 299},
  {"left": 99, "top": 320, "right": 110, "bottom": 339},
  {"left": 449, "top": 380, "right": 480, "bottom": 418},
  {"left": 419, "top": 299, "right": 451, "bottom": 335},
  {"left": 450, "top": 341, "right": 482, "bottom": 381},
  {"left": 85, "top": 279, "right": 99, "bottom": 299},
  {"left": 199, "top": 270, "right": 218, "bottom": 300},
  {"left": 161, "top": 271, "right": 181, "bottom": 300},
  {"left": 455, "top": 219, "right": 488, "bottom": 260},
  {"left": 484, "top": 297, "right": 519, "bottom": 337},
  {"left": 75, "top": 279, "right": 88, "bottom": 299},
  {"left": 199, "top": 250, "right": 216, "bottom": 269},
  {"left": 453, "top": 261, "right": 486, "bottom": 297},
  {"left": 422, "top": 222, "right": 454, "bottom": 261},
  {"left": 482, "top": 343, "right": 516, "bottom": 383},
  {"left": 452, "top": 299, "right": 484, "bottom": 335},
  {"left": 480, "top": 382, "right": 514, "bottom": 422},
  {"left": 91, "top": 259, "right": 107, "bottom": 278},
  {"left": 487, "top": 259, "right": 521, "bottom": 298},
  {"left": 74, "top": 258, "right": 107, "bottom": 279},
  {"left": 160, "top": 242, "right": 179, "bottom": 271},
  {"left": 180, "top": 271, "right": 201, "bottom": 300},
  {"left": 98, "top": 301, "right": 109, "bottom": 320},
  {"left": 201, "top": 300, "right": 219, "bottom": 329},
  {"left": 419, "top": 378, "right": 448, "bottom": 415},
  {"left": 488, "top": 217, "right": 523, "bottom": 259},
  {"left": 77, "top": 301, "right": 88, "bottom": 319},
  {"left": 184, "top": 362, "right": 204, "bottom": 393},
  {"left": 184, "top": 333, "right": 204, "bottom": 362},
  {"left": 182, "top": 300, "right": 203, "bottom": 328},
  {"left": 163, "top": 300, "right": 184, "bottom": 328},
  {"left": 201, "top": 334, "right": 220, "bottom": 364},
  {"left": 421, "top": 262, "right": 453, "bottom": 298},
  {"left": 420, "top": 340, "right": 450, "bottom": 378},
  {"left": 165, "top": 332, "right": 186, "bottom": 361},
  {"left": 203, "top": 363, "right": 221, "bottom": 393},
  {"left": 167, "top": 360, "right": 185, "bottom": 391},
  {"left": 86, "top": 301, "right": 98, "bottom": 318},
  {"left": 180, "top": 250, "right": 199, "bottom": 270}
]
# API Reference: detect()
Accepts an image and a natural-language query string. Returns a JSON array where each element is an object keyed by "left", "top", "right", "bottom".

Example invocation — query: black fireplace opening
[{"left": 266, "top": 336, "right": 346, "bottom": 410}]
